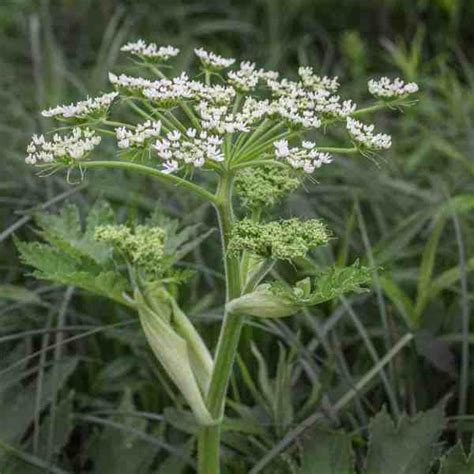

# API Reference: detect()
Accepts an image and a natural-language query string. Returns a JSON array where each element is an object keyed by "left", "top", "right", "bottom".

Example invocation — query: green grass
[{"left": 1, "top": 0, "right": 474, "bottom": 472}]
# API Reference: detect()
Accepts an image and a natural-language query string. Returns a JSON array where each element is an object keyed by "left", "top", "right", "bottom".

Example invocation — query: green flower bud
[
  {"left": 235, "top": 165, "right": 300, "bottom": 210},
  {"left": 228, "top": 218, "right": 330, "bottom": 260},
  {"left": 226, "top": 284, "right": 301, "bottom": 318},
  {"left": 134, "top": 286, "right": 216, "bottom": 425}
]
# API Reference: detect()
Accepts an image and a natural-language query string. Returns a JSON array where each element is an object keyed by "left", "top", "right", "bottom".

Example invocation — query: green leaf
[
  {"left": 366, "top": 399, "right": 447, "bottom": 474},
  {"left": 439, "top": 441, "right": 474, "bottom": 473},
  {"left": 307, "top": 261, "right": 372, "bottom": 305},
  {"left": 228, "top": 262, "right": 372, "bottom": 318},
  {"left": 35, "top": 203, "right": 111, "bottom": 265},
  {"left": 299, "top": 428, "right": 355, "bottom": 474},
  {"left": 16, "top": 240, "right": 131, "bottom": 306}
]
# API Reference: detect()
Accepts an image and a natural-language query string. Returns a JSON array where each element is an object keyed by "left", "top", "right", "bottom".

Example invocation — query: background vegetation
[{"left": 1, "top": 0, "right": 474, "bottom": 472}]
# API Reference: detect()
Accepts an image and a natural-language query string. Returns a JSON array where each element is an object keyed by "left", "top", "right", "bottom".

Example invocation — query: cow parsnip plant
[{"left": 21, "top": 40, "right": 418, "bottom": 473}]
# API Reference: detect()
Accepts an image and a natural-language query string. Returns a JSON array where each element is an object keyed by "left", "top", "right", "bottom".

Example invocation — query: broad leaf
[
  {"left": 439, "top": 442, "right": 474, "bottom": 474},
  {"left": 299, "top": 428, "right": 355, "bottom": 474},
  {"left": 366, "top": 399, "right": 446, "bottom": 474}
]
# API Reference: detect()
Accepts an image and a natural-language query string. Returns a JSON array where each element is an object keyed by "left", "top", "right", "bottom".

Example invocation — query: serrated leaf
[
  {"left": 439, "top": 441, "right": 474, "bottom": 473},
  {"left": 366, "top": 399, "right": 447, "bottom": 474},
  {"left": 35, "top": 204, "right": 112, "bottom": 265},
  {"left": 17, "top": 240, "right": 131, "bottom": 306},
  {"left": 307, "top": 261, "right": 372, "bottom": 305},
  {"left": 299, "top": 428, "right": 355, "bottom": 474}
]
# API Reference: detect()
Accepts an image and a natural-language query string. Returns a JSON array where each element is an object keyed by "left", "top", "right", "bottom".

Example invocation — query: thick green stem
[{"left": 198, "top": 172, "right": 243, "bottom": 474}]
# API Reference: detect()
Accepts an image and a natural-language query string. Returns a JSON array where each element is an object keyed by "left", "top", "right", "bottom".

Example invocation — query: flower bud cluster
[
  {"left": 154, "top": 128, "right": 224, "bottom": 173},
  {"left": 274, "top": 139, "right": 332, "bottom": 173},
  {"left": 116, "top": 120, "right": 162, "bottom": 149},
  {"left": 95, "top": 224, "right": 166, "bottom": 274},
  {"left": 227, "top": 61, "right": 260, "bottom": 92},
  {"left": 194, "top": 48, "right": 235, "bottom": 70},
  {"left": 346, "top": 117, "right": 392, "bottom": 150},
  {"left": 235, "top": 165, "right": 300, "bottom": 209},
  {"left": 121, "top": 40, "right": 179, "bottom": 61},
  {"left": 41, "top": 92, "right": 118, "bottom": 120},
  {"left": 368, "top": 77, "right": 419, "bottom": 99},
  {"left": 26, "top": 128, "right": 101, "bottom": 164},
  {"left": 228, "top": 218, "right": 329, "bottom": 260}
]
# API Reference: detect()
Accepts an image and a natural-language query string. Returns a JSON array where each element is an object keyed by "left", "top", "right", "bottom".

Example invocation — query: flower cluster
[
  {"left": 265, "top": 67, "right": 356, "bottom": 126},
  {"left": 41, "top": 92, "right": 118, "bottom": 120},
  {"left": 116, "top": 120, "right": 162, "bottom": 149},
  {"left": 298, "top": 67, "right": 339, "bottom": 92},
  {"left": 346, "top": 117, "right": 392, "bottom": 150},
  {"left": 25, "top": 40, "right": 418, "bottom": 175},
  {"left": 154, "top": 128, "right": 224, "bottom": 173},
  {"left": 194, "top": 48, "right": 235, "bottom": 70},
  {"left": 196, "top": 97, "right": 268, "bottom": 135},
  {"left": 228, "top": 218, "right": 330, "bottom": 260},
  {"left": 95, "top": 224, "right": 166, "bottom": 275},
  {"left": 368, "top": 77, "right": 419, "bottom": 99},
  {"left": 109, "top": 72, "right": 155, "bottom": 91},
  {"left": 142, "top": 73, "right": 195, "bottom": 107},
  {"left": 26, "top": 128, "right": 101, "bottom": 165},
  {"left": 121, "top": 40, "right": 179, "bottom": 61},
  {"left": 274, "top": 140, "right": 332, "bottom": 173},
  {"left": 235, "top": 165, "right": 300, "bottom": 209},
  {"left": 227, "top": 61, "right": 260, "bottom": 92}
]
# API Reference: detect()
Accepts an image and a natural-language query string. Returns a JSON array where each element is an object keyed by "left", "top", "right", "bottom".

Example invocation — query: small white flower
[
  {"left": 346, "top": 117, "right": 391, "bottom": 150},
  {"left": 368, "top": 77, "right": 419, "bottom": 99},
  {"left": 194, "top": 48, "right": 235, "bottom": 70},
  {"left": 41, "top": 92, "right": 118, "bottom": 120},
  {"left": 273, "top": 139, "right": 332, "bottom": 174},
  {"left": 154, "top": 126, "right": 224, "bottom": 172},
  {"left": 25, "top": 128, "right": 101, "bottom": 165},
  {"left": 116, "top": 120, "right": 162, "bottom": 149},
  {"left": 121, "top": 40, "right": 179, "bottom": 61},
  {"left": 298, "top": 67, "right": 339, "bottom": 92},
  {"left": 227, "top": 61, "right": 260, "bottom": 92}
]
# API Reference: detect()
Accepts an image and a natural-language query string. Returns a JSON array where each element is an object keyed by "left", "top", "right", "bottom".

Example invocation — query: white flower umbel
[
  {"left": 274, "top": 139, "right": 333, "bottom": 173},
  {"left": 121, "top": 40, "right": 179, "bottom": 61},
  {"left": 194, "top": 48, "right": 235, "bottom": 70},
  {"left": 266, "top": 74, "right": 355, "bottom": 125},
  {"left": 193, "top": 83, "right": 236, "bottom": 105},
  {"left": 109, "top": 72, "right": 155, "bottom": 91},
  {"left": 142, "top": 73, "right": 195, "bottom": 107},
  {"left": 41, "top": 92, "right": 118, "bottom": 120},
  {"left": 346, "top": 117, "right": 391, "bottom": 150},
  {"left": 26, "top": 128, "right": 101, "bottom": 164},
  {"left": 154, "top": 128, "right": 224, "bottom": 173},
  {"left": 368, "top": 77, "right": 419, "bottom": 99},
  {"left": 196, "top": 97, "right": 269, "bottom": 135},
  {"left": 116, "top": 120, "right": 162, "bottom": 149},
  {"left": 227, "top": 61, "right": 260, "bottom": 92},
  {"left": 269, "top": 97, "right": 322, "bottom": 129},
  {"left": 298, "top": 67, "right": 339, "bottom": 92}
]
